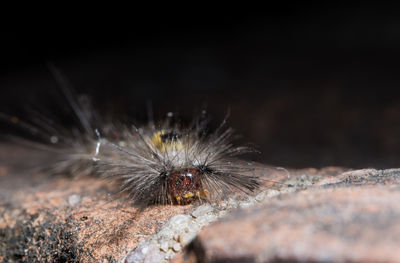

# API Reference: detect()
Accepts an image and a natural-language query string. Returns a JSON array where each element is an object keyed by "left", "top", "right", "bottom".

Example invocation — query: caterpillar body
[{"left": 2, "top": 68, "right": 261, "bottom": 207}]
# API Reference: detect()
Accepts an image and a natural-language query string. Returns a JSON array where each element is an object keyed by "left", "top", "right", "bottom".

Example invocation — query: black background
[{"left": 1, "top": 5, "right": 400, "bottom": 169}]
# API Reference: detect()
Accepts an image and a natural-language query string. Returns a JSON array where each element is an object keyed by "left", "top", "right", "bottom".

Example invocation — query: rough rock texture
[
  {"left": 2, "top": 144, "right": 400, "bottom": 262},
  {"left": 0, "top": 145, "right": 192, "bottom": 262},
  {"left": 0, "top": 171, "right": 192, "bottom": 262},
  {"left": 173, "top": 169, "right": 400, "bottom": 263}
]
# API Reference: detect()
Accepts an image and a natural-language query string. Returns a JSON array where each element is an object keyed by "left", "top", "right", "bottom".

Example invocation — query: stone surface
[
  {"left": 3, "top": 143, "right": 400, "bottom": 262},
  {"left": 174, "top": 169, "right": 400, "bottom": 263}
]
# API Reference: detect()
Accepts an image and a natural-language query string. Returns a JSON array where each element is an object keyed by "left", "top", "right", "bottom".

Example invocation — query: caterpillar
[{"left": 1, "top": 66, "right": 261, "bottom": 207}]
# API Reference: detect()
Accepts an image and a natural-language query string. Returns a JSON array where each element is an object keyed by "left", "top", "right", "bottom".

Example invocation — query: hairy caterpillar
[{"left": 1, "top": 67, "right": 261, "bottom": 207}]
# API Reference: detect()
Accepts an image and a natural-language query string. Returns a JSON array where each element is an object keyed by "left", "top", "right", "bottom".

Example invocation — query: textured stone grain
[{"left": 175, "top": 169, "right": 400, "bottom": 263}]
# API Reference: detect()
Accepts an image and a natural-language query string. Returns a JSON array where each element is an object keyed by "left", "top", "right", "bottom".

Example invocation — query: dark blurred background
[{"left": 1, "top": 5, "right": 400, "bottom": 169}]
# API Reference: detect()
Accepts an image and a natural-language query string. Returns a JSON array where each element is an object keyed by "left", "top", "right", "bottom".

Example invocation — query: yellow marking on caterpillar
[
  {"left": 151, "top": 130, "right": 183, "bottom": 152},
  {"left": 183, "top": 192, "right": 194, "bottom": 199},
  {"left": 151, "top": 131, "right": 164, "bottom": 150}
]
